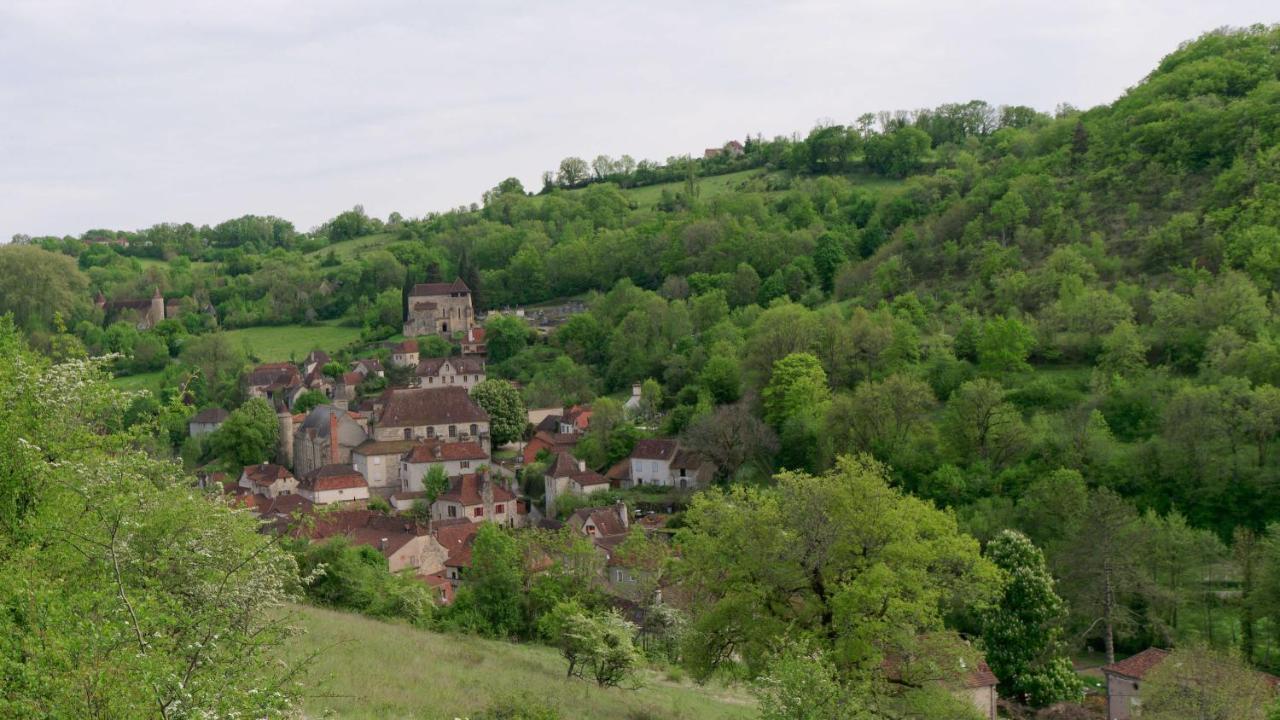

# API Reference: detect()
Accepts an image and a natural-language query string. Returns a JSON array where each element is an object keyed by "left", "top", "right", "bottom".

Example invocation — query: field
[
  {"left": 282, "top": 604, "right": 756, "bottom": 720},
  {"left": 109, "top": 369, "right": 166, "bottom": 394},
  {"left": 222, "top": 320, "right": 364, "bottom": 362},
  {"left": 303, "top": 231, "right": 399, "bottom": 261},
  {"left": 612, "top": 169, "right": 764, "bottom": 208}
]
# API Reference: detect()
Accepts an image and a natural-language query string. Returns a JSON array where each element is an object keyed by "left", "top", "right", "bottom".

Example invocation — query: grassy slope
[
  {"left": 223, "top": 320, "right": 364, "bottom": 363},
  {"left": 284, "top": 604, "right": 755, "bottom": 720},
  {"left": 109, "top": 369, "right": 166, "bottom": 394},
  {"left": 303, "top": 231, "right": 399, "bottom": 261}
]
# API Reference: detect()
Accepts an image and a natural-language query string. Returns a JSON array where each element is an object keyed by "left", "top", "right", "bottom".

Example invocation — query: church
[{"left": 402, "top": 278, "right": 474, "bottom": 337}]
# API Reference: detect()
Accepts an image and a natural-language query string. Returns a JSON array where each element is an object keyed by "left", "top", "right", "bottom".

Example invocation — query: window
[
  {"left": 494, "top": 504, "right": 504, "bottom": 514},
  {"left": 473, "top": 506, "right": 484, "bottom": 517},
  {"left": 428, "top": 377, "right": 434, "bottom": 384},
  {"left": 461, "top": 460, "right": 470, "bottom": 469},
  {"left": 426, "top": 427, "right": 435, "bottom": 438},
  {"left": 403, "top": 428, "right": 412, "bottom": 440},
  {"left": 449, "top": 425, "right": 457, "bottom": 437},
  {"left": 372, "top": 457, "right": 381, "bottom": 465},
  {"left": 469, "top": 424, "right": 478, "bottom": 436},
  {"left": 448, "top": 506, "right": 457, "bottom": 518}
]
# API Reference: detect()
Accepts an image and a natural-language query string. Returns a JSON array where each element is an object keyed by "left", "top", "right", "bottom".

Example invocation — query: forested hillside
[{"left": 6, "top": 22, "right": 1280, "bottom": 709}]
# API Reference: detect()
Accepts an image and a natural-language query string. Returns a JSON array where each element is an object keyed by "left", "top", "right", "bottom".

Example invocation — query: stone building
[
  {"left": 96, "top": 287, "right": 166, "bottom": 330},
  {"left": 292, "top": 404, "right": 368, "bottom": 477},
  {"left": 403, "top": 279, "right": 474, "bottom": 337}
]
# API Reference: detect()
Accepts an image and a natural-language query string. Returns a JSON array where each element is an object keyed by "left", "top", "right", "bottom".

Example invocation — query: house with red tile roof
[
  {"left": 399, "top": 439, "right": 489, "bottom": 494},
  {"left": 544, "top": 451, "right": 611, "bottom": 515},
  {"left": 246, "top": 362, "right": 304, "bottom": 407},
  {"left": 461, "top": 326, "right": 486, "bottom": 356},
  {"left": 299, "top": 509, "right": 450, "bottom": 575},
  {"left": 432, "top": 470, "right": 516, "bottom": 526},
  {"left": 432, "top": 517, "right": 479, "bottom": 582},
  {"left": 389, "top": 339, "right": 420, "bottom": 369},
  {"left": 626, "top": 439, "right": 715, "bottom": 490},
  {"left": 1099, "top": 648, "right": 1280, "bottom": 720},
  {"left": 297, "top": 463, "right": 370, "bottom": 505},
  {"left": 238, "top": 463, "right": 298, "bottom": 499}
]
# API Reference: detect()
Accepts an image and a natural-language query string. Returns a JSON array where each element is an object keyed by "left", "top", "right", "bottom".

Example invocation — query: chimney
[
  {"left": 578, "top": 459, "right": 586, "bottom": 472},
  {"left": 329, "top": 409, "right": 340, "bottom": 465},
  {"left": 616, "top": 501, "right": 629, "bottom": 529},
  {"left": 632, "top": 383, "right": 642, "bottom": 398},
  {"left": 481, "top": 469, "right": 494, "bottom": 519},
  {"left": 379, "top": 537, "right": 388, "bottom": 551},
  {"left": 276, "top": 404, "right": 294, "bottom": 468}
]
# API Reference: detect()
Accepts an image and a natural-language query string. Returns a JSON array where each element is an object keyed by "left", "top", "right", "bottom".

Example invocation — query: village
[{"left": 162, "top": 277, "right": 1224, "bottom": 720}]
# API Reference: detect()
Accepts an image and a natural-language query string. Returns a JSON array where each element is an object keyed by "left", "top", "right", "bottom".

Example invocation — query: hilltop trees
[
  {"left": 210, "top": 397, "right": 280, "bottom": 466},
  {"left": 0, "top": 245, "right": 91, "bottom": 335}
]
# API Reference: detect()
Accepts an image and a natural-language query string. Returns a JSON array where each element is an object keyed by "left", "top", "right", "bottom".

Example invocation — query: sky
[{"left": 0, "top": 1, "right": 1274, "bottom": 240}]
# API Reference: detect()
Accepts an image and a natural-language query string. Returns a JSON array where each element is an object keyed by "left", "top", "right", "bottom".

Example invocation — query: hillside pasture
[
  {"left": 283, "top": 603, "right": 756, "bottom": 720},
  {"left": 223, "top": 321, "right": 363, "bottom": 363}
]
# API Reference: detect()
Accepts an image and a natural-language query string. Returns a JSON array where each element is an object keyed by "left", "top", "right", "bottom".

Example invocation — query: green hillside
[{"left": 283, "top": 604, "right": 755, "bottom": 720}]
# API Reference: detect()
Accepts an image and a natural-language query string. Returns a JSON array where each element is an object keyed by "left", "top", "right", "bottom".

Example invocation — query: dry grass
[{"left": 282, "top": 603, "right": 756, "bottom": 720}]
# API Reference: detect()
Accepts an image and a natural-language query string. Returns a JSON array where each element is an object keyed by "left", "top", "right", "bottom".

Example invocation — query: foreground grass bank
[{"left": 283, "top": 604, "right": 756, "bottom": 720}]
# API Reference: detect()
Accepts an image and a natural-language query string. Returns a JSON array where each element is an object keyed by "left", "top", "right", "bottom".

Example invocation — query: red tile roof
[
  {"left": 190, "top": 407, "right": 229, "bottom": 424},
  {"left": 1101, "top": 648, "right": 1171, "bottom": 680},
  {"left": 300, "top": 464, "right": 369, "bottom": 492},
  {"left": 247, "top": 362, "right": 301, "bottom": 388},
  {"left": 631, "top": 438, "right": 678, "bottom": 460},
  {"left": 433, "top": 518, "right": 478, "bottom": 568},
  {"left": 437, "top": 472, "right": 515, "bottom": 506},
  {"left": 965, "top": 659, "right": 999, "bottom": 688},
  {"left": 570, "top": 505, "right": 627, "bottom": 538},
  {"left": 242, "top": 463, "right": 294, "bottom": 486},
  {"left": 302, "top": 510, "right": 430, "bottom": 559},
  {"left": 403, "top": 439, "right": 488, "bottom": 463},
  {"left": 353, "top": 439, "right": 420, "bottom": 457}
]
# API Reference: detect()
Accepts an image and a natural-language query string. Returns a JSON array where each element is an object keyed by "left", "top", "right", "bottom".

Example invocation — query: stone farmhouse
[
  {"left": 389, "top": 339, "right": 419, "bottom": 369},
  {"left": 403, "top": 278, "right": 474, "bottom": 338},
  {"left": 297, "top": 464, "right": 370, "bottom": 505},
  {"left": 617, "top": 439, "right": 715, "bottom": 490},
  {"left": 238, "top": 463, "right": 297, "bottom": 499},
  {"left": 461, "top": 326, "right": 486, "bottom": 355},
  {"left": 433, "top": 470, "right": 518, "bottom": 526},
  {"left": 246, "top": 362, "right": 304, "bottom": 407},
  {"left": 188, "top": 407, "right": 228, "bottom": 436},
  {"left": 544, "top": 451, "right": 610, "bottom": 515},
  {"left": 522, "top": 404, "right": 592, "bottom": 465},
  {"left": 1101, "top": 648, "right": 1278, "bottom": 720},
  {"left": 399, "top": 439, "right": 488, "bottom": 493},
  {"left": 415, "top": 356, "right": 486, "bottom": 390},
  {"left": 370, "top": 386, "right": 490, "bottom": 451}
]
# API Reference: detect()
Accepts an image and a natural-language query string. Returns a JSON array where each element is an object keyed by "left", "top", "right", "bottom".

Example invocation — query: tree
[
  {"left": 761, "top": 352, "right": 830, "bottom": 429},
  {"left": 541, "top": 603, "right": 641, "bottom": 687},
  {"left": 471, "top": 379, "right": 527, "bottom": 446},
  {"left": 980, "top": 531, "right": 1082, "bottom": 707},
  {"left": 1141, "top": 646, "right": 1274, "bottom": 720},
  {"left": 0, "top": 245, "right": 90, "bottom": 333},
  {"left": 180, "top": 332, "right": 248, "bottom": 404},
  {"left": 293, "top": 389, "right": 328, "bottom": 414},
  {"left": 422, "top": 464, "right": 449, "bottom": 506},
  {"left": 941, "top": 378, "right": 1027, "bottom": 467},
  {"left": 675, "top": 455, "right": 1000, "bottom": 697},
  {"left": 1060, "top": 488, "right": 1143, "bottom": 664},
  {"left": 863, "top": 126, "right": 931, "bottom": 177},
  {"left": 556, "top": 157, "right": 590, "bottom": 187},
  {"left": 485, "top": 315, "right": 530, "bottom": 365},
  {"left": 728, "top": 263, "right": 762, "bottom": 307},
  {"left": 0, "top": 319, "right": 298, "bottom": 717},
  {"left": 700, "top": 352, "right": 743, "bottom": 404},
  {"left": 210, "top": 397, "right": 280, "bottom": 466},
  {"left": 683, "top": 402, "right": 778, "bottom": 482},
  {"left": 977, "top": 316, "right": 1035, "bottom": 372},
  {"left": 447, "top": 523, "right": 524, "bottom": 637}
]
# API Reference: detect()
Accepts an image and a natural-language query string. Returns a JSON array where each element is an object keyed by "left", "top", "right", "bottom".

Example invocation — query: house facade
[
  {"left": 389, "top": 339, "right": 419, "bottom": 369},
  {"left": 625, "top": 439, "right": 714, "bottom": 490},
  {"left": 403, "top": 279, "right": 474, "bottom": 337},
  {"left": 461, "top": 326, "right": 486, "bottom": 355},
  {"left": 188, "top": 407, "right": 228, "bottom": 436},
  {"left": 414, "top": 356, "right": 486, "bottom": 390},
  {"left": 351, "top": 439, "right": 419, "bottom": 496},
  {"left": 432, "top": 471, "right": 517, "bottom": 525},
  {"left": 1102, "top": 648, "right": 1170, "bottom": 720},
  {"left": 544, "top": 452, "right": 610, "bottom": 515},
  {"left": 371, "top": 386, "right": 490, "bottom": 451},
  {"left": 400, "top": 439, "right": 489, "bottom": 493},
  {"left": 238, "top": 463, "right": 298, "bottom": 499}
]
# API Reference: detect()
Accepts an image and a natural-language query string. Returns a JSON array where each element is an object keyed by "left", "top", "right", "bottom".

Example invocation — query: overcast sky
[{"left": 0, "top": 2, "right": 1273, "bottom": 239}]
